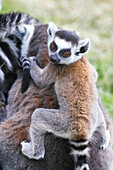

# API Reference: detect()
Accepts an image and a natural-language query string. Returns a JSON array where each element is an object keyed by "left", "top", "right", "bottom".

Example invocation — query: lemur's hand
[
  {"left": 29, "top": 56, "right": 37, "bottom": 70},
  {"left": 29, "top": 56, "right": 37, "bottom": 63}
]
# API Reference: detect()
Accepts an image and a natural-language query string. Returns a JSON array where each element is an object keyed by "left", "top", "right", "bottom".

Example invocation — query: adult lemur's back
[
  {"left": 0, "top": 12, "right": 37, "bottom": 29},
  {"left": 0, "top": 13, "right": 113, "bottom": 170}
]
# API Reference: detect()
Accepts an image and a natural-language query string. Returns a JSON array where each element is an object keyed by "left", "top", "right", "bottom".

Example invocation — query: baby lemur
[{"left": 21, "top": 23, "right": 110, "bottom": 170}]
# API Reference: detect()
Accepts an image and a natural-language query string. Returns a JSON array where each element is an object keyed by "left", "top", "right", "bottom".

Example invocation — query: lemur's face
[{"left": 47, "top": 22, "right": 90, "bottom": 65}]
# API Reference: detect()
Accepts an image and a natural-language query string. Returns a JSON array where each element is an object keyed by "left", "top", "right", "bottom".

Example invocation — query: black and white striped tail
[
  {"left": 70, "top": 140, "right": 90, "bottom": 170},
  {"left": 20, "top": 56, "right": 31, "bottom": 93}
]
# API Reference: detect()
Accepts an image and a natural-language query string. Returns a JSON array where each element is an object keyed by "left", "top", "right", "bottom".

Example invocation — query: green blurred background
[{"left": 1, "top": 0, "right": 113, "bottom": 118}]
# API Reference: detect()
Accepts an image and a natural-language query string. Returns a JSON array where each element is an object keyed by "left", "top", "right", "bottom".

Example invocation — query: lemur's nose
[{"left": 50, "top": 54, "right": 60, "bottom": 64}]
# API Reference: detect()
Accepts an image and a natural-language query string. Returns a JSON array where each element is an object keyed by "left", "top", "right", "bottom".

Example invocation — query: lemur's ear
[
  {"left": 47, "top": 22, "right": 58, "bottom": 40},
  {"left": 76, "top": 38, "right": 90, "bottom": 56}
]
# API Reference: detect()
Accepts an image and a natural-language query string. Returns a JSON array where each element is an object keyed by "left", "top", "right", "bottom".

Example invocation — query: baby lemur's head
[{"left": 47, "top": 22, "right": 90, "bottom": 65}]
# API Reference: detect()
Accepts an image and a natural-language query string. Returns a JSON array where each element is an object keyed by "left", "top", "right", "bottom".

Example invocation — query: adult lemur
[
  {"left": 0, "top": 12, "right": 113, "bottom": 170},
  {"left": 21, "top": 23, "right": 110, "bottom": 170}
]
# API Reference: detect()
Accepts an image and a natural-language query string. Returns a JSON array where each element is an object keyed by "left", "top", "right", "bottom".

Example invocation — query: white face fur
[{"left": 47, "top": 22, "right": 90, "bottom": 65}]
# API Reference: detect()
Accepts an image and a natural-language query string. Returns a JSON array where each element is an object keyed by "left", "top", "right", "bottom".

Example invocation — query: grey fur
[
  {"left": 0, "top": 12, "right": 38, "bottom": 104},
  {"left": 21, "top": 24, "right": 110, "bottom": 170},
  {"left": 0, "top": 21, "right": 112, "bottom": 170}
]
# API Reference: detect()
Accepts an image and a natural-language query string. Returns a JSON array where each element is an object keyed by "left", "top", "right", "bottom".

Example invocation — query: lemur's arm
[{"left": 30, "top": 57, "right": 57, "bottom": 89}]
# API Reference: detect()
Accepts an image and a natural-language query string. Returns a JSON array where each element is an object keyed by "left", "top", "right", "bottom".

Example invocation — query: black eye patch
[
  {"left": 59, "top": 49, "right": 71, "bottom": 58},
  {"left": 50, "top": 41, "right": 58, "bottom": 52}
]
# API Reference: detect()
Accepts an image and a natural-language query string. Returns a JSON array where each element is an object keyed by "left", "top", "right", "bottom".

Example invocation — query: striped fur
[
  {"left": 0, "top": 31, "right": 20, "bottom": 103},
  {"left": 70, "top": 140, "right": 90, "bottom": 170},
  {"left": 0, "top": 12, "right": 38, "bottom": 103},
  {"left": 0, "top": 19, "right": 112, "bottom": 170},
  {"left": 18, "top": 24, "right": 35, "bottom": 93},
  {"left": 0, "top": 11, "right": 38, "bottom": 30}
]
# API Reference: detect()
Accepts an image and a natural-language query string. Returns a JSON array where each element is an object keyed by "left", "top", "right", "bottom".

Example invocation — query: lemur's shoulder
[{"left": 58, "top": 56, "right": 95, "bottom": 83}]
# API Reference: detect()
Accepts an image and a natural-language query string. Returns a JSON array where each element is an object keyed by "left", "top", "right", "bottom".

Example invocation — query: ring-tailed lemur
[
  {"left": 0, "top": 19, "right": 112, "bottom": 170},
  {"left": 21, "top": 23, "right": 110, "bottom": 170},
  {"left": 0, "top": 12, "right": 38, "bottom": 103}
]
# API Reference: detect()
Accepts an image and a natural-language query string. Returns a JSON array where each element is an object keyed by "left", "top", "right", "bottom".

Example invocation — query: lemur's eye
[
  {"left": 50, "top": 41, "right": 57, "bottom": 52},
  {"left": 59, "top": 49, "right": 71, "bottom": 58},
  {"left": 64, "top": 51, "right": 70, "bottom": 57}
]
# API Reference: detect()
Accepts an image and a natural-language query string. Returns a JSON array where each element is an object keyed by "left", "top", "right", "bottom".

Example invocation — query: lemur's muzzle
[{"left": 49, "top": 54, "right": 60, "bottom": 64}]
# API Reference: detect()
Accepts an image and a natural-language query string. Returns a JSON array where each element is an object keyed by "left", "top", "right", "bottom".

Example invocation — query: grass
[{"left": 1, "top": 0, "right": 113, "bottom": 118}]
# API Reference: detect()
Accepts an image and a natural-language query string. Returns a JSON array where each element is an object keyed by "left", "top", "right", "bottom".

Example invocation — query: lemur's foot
[
  {"left": 99, "top": 129, "right": 110, "bottom": 150},
  {"left": 21, "top": 141, "right": 45, "bottom": 160},
  {"left": 76, "top": 164, "right": 89, "bottom": 170}
]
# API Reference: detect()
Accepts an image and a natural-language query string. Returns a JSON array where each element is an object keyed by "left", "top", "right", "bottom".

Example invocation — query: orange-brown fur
[
  {"left": 0, "top": 23, "right": 112, "bottom": 170},
  {"left": 25, "top": 22, "right": 111, "bottom": 168},
  {"left": 55, "top": 56, "right": 95, "bottom": 141}
]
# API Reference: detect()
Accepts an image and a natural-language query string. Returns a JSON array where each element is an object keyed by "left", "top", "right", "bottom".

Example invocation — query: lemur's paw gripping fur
[
  {"left": 99, "top": 129, "right": 110, "bottom": 150},
  {"left": 21, "top": 141, "right": 45, "bottom": 160},
  {"left": 29, "top": 56, "right": 37, "bottom": 70},
  {"left": 76, "top": 164, "right": 89, "bottom": 170},
  {"left": 29, "top": 56, "right": 37, "bottom": 62}
]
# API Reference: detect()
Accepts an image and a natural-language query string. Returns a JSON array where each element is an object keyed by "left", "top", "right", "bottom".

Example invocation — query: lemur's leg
[
  {"left": 97, "top": 124, "right": 110, "bottom": 150},
  {"left": 21, "top": 108, "right": 69, "bottom": 160}
]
